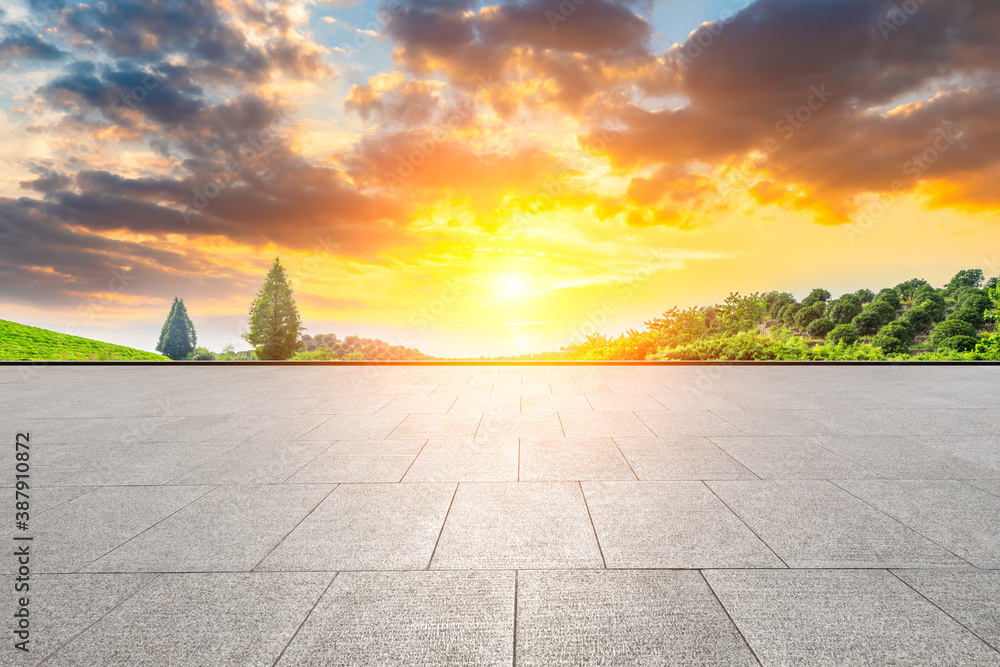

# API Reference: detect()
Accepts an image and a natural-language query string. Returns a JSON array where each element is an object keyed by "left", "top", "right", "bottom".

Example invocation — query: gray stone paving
[{"left": 3, "top": 363, "right": 1000, "bottom": 665}]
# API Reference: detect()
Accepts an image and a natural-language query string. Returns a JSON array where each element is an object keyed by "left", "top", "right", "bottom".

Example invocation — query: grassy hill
[{"left": 0, "top": 320, "right": 167, "bottom": 361}]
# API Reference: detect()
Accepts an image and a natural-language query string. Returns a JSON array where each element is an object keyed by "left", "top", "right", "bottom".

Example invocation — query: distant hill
[
  {"left": 0, "top": 320, "right": 168, "bottom": 361},
  {"left": 295, "top": 333, "right": 433, "bottom": 360}
]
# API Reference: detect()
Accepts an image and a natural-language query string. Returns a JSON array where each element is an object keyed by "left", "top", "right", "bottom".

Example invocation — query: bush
[
  {"left": 895, "top": 278, "right": 930, "bottom": 299},
  {"left": 902, "top": 306, "right": 934, "bottom": 333},
  {"left": 950, "top": 306, "right": 985, "bottom": 330},
  {"left": 807, "top": 317, "right": 835, "bottom": 338},
  {"left": 873, "top": 334, "right": 908, "bottom": 355},
  {"left": 781, "top": 303, "right": 804, "bottom": 327},
  {"left": 959, "top": 293, "right": 991, "bottom": 315},
  {"left": 946, "top": 269, "right": 985, "bottom": 292},
  {"left": 853, "top": 289, "right": 876, "bottom": 304},
  {"left": 852, "top": 309, "right": 883, "bottom": 336},
  {"left": 881, "top": 320, "right": 915, "bottom": 344},
  {"left": 939, "top": 335, "right": 978, "bottom": 352},
  {"left": 802, "top": 288, "right": 832, "bottom": 307},
  {"left": 828, "top": 299, "right": 863, "bottom": 325},
  {"left": 930, "top": 319, "right": 977, "bottom": 348},
  {"left": 794, "top": 305, "right": 822, "bottom": 329},
  {"left": 827, "top": 324, "right": 859, "bottom": 345},
  {"left": 868, "top": 299, "right": 897, "bottom": 324},
  {"left": 765, "top": 292, "right": 796, "bottom": 319},
  {"left": 186, "top": 347, "right": 216, "bottom": 360}
]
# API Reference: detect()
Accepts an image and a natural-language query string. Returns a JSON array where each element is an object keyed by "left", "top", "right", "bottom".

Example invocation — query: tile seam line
[
  {"left": 702, "top": 481, "right": 789, "bottom": 569},
  {"left": 698, "top": 570, "right": 765, "bottom": 667},
  {"left": 426, "top": 482, "right": 460, "bottom": 570},
  {"left": 250, "top": 483, "right": 341, "bottom": 572},
  {"left": 579, "top": 481, "right": 607, "bottom": 569},
  {"left": 887, "top": 569, "right": 1000, "bottom": 656},
  {"left": 399, "top": 438, "right": 431, "bottom": 483},
  {"left": 36, "top": 572, "right": 165, "bottom": 666},
  {"left": 277, "top": 438, "right": 343, "bottom": 484},
  {"left": 827, "top": 479, "right": 976, "bottom": 567},
  {"left": 76, "top": 484, "right": 221, "bottom": 571},
  {"left": 609, "top": 436, "right": 640, "bottom": 481},
  {"left": 270, "top": 571, "right": 340, "bottom": 667}
]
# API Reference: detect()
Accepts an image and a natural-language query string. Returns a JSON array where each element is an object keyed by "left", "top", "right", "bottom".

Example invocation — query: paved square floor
[{"left": 3, "top": 363, "right": 1000, "bottom": 665}]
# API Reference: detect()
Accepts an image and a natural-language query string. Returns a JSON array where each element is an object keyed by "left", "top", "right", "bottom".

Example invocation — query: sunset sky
[{"left": 1, "top": 0, "right": 999, "bottom": 357}]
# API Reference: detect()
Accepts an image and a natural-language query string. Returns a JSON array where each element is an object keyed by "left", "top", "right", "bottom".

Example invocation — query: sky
[{"left": 1, "top": 0, "right": 999, "bottom": 357}]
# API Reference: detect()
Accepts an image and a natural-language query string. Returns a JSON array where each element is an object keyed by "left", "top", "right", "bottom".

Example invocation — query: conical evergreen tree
[
  {"left": 243, "top": 257, "right": 304, "bottom": 360},
  {"left": 156, "top": 297, "right": 197, "bottom": 360}
]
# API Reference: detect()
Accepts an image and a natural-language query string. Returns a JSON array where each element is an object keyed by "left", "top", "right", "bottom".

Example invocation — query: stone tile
[
  {"left": 895, "top": 410, "right": 1000, "bottom": 436},
  {"left": 648, "top": 391, "right": 743, "bottom": 411},
  {"left": 582, "top": 481, "right": 782, "bottom": 568},
  {"left": 139, "top": 415, "right": 250, "bottom": 442},
  {"left": 287, "top": 452, "right": 416, "bottom": 483},
  {"left": 319, "top": 438, "right": 427, "bottom": 456},
  {"left": 614, "top": 436, "right": 757, "bottom": 481},
  {"left": 520, "top": 393, "right": 592, "bottom": 413},
  {"left": 710, "top": 410, "right": 835, "bottom": 437},
  {"left": 965, "top": 479, "right": 1000, "bottom": 497},
  {"left": 814, "top": 436, "right": 1000, "bottom": 479},
  {"left": 516, "top": 570, "right": 758, "bottom": 666},
  {"left": 634, "top": 410, "right": 745, "bottom": 437},
  {"left": 402, "top": 437, "right": 517, "bottom": 482},
  {"left": 215, "top": 414, "right": 331, "bottom": 443},
  {"left": 30, "top": 486, "right": 96, "bottom": 515},
  {"left": 707, "top": 481, "right": 965, "bottom": 568},
  {"left": 85, "top": 484, "right": 334, "bottom": 572},
  {"left": 171, "top": 440, "right": 331, "bottom": 484},
  {"left": 519, "top": 438, "right": 636, "bottom": 481},
  {"left": 278, "top": 571, "right": 514, "bottom": 666},
  {"left": 911, "top": 436, "right": 1000, "bottom": 472},
  {"left": 31, "top": 485, "right": 214, "bottom": 572},
  {"left": 230, "top": 397, "right": 327, "bottom": 416},
  {"left": 708, "top": 437, "right": 878, "bottom": 479},
  {"left": 584, "top": 393, "right": 667, "bottom": 412},
  {"left": 258, "top": 483, "right": 456, "bottom": 571},
  {"left": 837, "top": 480, "right": 1000, "bottom": 568},
  {"left": 488, "top": 382, "right": 553, "bottom": 396},
  {"left": 548, "top": 380, "right": 611, "bottom": 395},
  {"left": 893, "top": 570, "right": 1000, "bottom": 651},
  {"left": 1, "top": 573, "right": 155, "bottom": 664},
  {"left": 297, "top": 413, "right": 407, "bottom": 440},
  {"left": 45, "top": 572, "right": 333, "bottom": 666},
  {"left": 792, "top": 409, "right": 922, "bottom": 436},
  {"left": 377, "top": 395, "right": 459, "bottom": 413},
  {"left": 431, "top": 482, "right": 603, "bottom": 569},
  {"left": 388, "top": 412, "right": 483, "bottom": 439},
  {"left": 476, "top": 412, "right": 564, "bottom": 439},
  {"left": 705, "top": 570, "right": 1000, "bottom": 666},
  {"left": 56, "top": 440, "right": 240, "bottom": 486},
  {"left": 558, "top": 411, "right": 654, "bottom": 437},
  {"left": 305, "top": 396, "right": 393, "bottom": 414},
  {"left": 448, "top": 395, "right": 520, "bottom": 414}
]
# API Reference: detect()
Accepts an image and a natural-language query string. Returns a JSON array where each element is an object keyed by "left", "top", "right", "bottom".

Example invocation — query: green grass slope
[{"left": 0, "top": 320, "right": 167, "bottom": 361}]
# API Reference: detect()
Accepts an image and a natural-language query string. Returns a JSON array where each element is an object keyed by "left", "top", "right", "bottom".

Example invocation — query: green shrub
[
  {"left": 853, "top": 289, "right": 876, "bottom": 304},
  {"left": 828, "top": 299, "right": 863, "bottom": 325},
  {"left": 852, "top": 309, "right": 883, "bottom": 336},
  {"left": 765, "top": 292, "right": 796, "bottom": 319},
  {"left": 186, "top": 347, "right": 216, "bottom": 360},
  {"left": 801, "top": 288, "right": 831, "bottom": 307},
  {"left": 781, "top": 303, "right": 804, "bottom": 326},
  {"left": 806, "top": 318, "right": 835, "bottom": 338},
  {"left": 946, "top": 269, "right": 985, "bottom": 292},
  {"left": 902, "top": 306, "right": 934, "bottom": 333},
  {"left": 939, "top": 335, "right": 978, "bottom": 352},
  {"left": 794, "top": 306, "right": 822, "bottom": 329},
  {"left": 930, "top": 319, "right": 976, "bottom": 348},
  {"left": 827, "top": 324, "right": 859, "bottom": 345},
  {"left": 950, "top": 306, "right": 985, "bottom": 330},
  {"left": 868, "top": 299, "right": 897, "bottom": 324},
  {"left": 880, "top": 320, "right": 915, "bottom": 344},
  {"left": 960, "top": 293, "right": 992, "bottom": 314},
  {"left": 895, "top": 278, "right": 930, "bottom": 299},
  {"left": 873, "top": 334, "right": 908, "bottom": 355},
  {"left": 875, "top": 288, "right": 901, "bottom": 311}
]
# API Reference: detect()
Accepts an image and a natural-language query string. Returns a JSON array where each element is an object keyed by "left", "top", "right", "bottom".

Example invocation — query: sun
[{"left": 498, "top": 274, "right": 529, "bottom": 299}]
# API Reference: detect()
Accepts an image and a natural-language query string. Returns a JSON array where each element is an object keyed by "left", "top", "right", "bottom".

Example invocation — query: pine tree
[
  {"left": 156, "top": 297, "right": 197, "bottom": 360},
  {"left": 243, "top": 257, "right": 304, "bottom": 360}
]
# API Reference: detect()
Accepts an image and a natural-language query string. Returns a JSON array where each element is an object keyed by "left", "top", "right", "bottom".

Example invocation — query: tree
[
  {"left": 155, "top": 297, "right": 197, "bottom": 360},
  {"left": 873, "top": 334, "right": 908, "bottom": 355},
  {"left": 244, "top": 257, "right": 305, "bottom": 360},
  {"left": 802, "top": 288, "right": 831, "bottom": 307},
  {"left": 827, "top": 323, "right": 859, "bottom": 345},
  {"left": 946, "top": 269, "right": 985, "bottom": 292},
  {"left": 869, "top": 299, "right": 897, "bottom": 325},
  {"left": 959, "top": 293, "right": 991, "bottom": 315},
  {"left": 794, "top": 305, "right": 822, "bottom": 329},
  {"left": 807, "top": 318, "right": 835, "bottom": 339},
  {"left": 827, "top": 298, "right": 862, "bottom": 325},
  {"left": 852, "top": 309, "right": 883, "bottom": 336},
  {"left": 930, "top": 319, "right": 976, "bottom": 349},
  {"left": 950, "top": 306, "right": 985, "bottom": 330},
  {"left": 880, "top": 321, "right": 915, "bottom": 345},
  {"left": 894, "top": 278, "right": 930, "bottom": 300},
  {"left": 902, "top": 306, "right": 933, "bottom": 333},
  {"left": 874, "top": 288, "right": 901, "bottom": 311},
  {"left": 939, "top": 336, "right": 978, "bottom": 352},
  {"left": 853, "top": 289, "right": 875, "bottom": 304}
]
